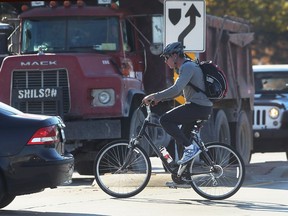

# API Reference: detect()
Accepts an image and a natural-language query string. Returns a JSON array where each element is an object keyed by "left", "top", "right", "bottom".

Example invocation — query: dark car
[{"left": 0, "top": 102, "right": 74, "bottom": 208}]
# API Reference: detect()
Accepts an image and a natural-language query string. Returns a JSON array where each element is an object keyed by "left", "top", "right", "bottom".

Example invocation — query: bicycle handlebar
[{"left": 140, "top": 102, "right": 152, "bottom": 121}]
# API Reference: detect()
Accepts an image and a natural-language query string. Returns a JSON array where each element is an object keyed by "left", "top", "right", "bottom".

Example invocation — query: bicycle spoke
[
  {"left": 94, "top": 141, "right": 151, "bottom": 198},
  {"left": 190, "top": 143, "right": 245, "bottom": 200}
]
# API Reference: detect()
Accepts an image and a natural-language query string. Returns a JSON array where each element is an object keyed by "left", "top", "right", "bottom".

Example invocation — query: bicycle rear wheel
[
  {"left": 94, "top": 140, "right": 151, "bottom": 198},
  {"left": 190, "top": 142, "right": 245, "bottom": 200}
]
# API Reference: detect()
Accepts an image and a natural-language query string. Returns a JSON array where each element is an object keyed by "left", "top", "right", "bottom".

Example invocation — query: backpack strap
[
  {"left": 188, "top": 82, "right": 205, "bottom": 94},
  {"left": 183, "top": 59, "right": 206, "bottom": 94}
]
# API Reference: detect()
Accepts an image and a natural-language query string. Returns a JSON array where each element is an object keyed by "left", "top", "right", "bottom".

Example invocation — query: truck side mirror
[
  {"left": 150, "top": 43, "right": 163, "bottom": 55},
  {"left": 151, "top": 16, "right": 163, "bottom": 55},
  {"left": 0, "top": 33, "right": 8, "bottom": 54}
]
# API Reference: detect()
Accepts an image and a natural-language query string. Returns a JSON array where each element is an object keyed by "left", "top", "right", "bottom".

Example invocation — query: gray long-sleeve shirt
[{"left": 154, "top": 60, "right": 213, "bottom": 107}]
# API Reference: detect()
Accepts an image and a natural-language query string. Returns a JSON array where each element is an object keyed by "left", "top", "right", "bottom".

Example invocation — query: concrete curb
[{"left": 244, "top": 161, "right": 288, "bottom": 181}]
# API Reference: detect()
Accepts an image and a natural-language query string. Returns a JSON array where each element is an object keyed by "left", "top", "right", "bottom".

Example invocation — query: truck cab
[
  {"left": 1, "top": 1, "right": 255, "bottom": 174},
  {"left": 0, "top": 1, "right": 171, "bottom": 174},
  {"left": 253, "top": 64, "right": 288, "bottom": 159},
  {"left": 0, "top": 22, "right": 13, "bottom": 65}
]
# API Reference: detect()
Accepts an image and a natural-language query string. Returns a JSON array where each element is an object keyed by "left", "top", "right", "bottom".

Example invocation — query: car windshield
[
  {"left": 21, "top": 17, "right": 119, "bottom": 53},
  {"left": 254, "top": 72, "right": 288, "bottom": 93}
]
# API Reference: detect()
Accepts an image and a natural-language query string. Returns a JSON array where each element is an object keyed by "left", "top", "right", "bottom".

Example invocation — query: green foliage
[{"left": 206, "top": 0, "right": 288, "bottom": 33}]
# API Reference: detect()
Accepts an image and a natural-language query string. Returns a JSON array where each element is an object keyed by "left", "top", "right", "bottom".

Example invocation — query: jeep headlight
[
  {"left": 269, "top": 107, "right": 279, "bottom": 119},
  {"left": 91, "top": 89, "right": 115, "bottom": 107}
]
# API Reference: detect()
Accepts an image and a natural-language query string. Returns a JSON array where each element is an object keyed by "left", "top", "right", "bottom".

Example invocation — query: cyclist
[{"left": 142, "top": 42, "right": 213, "bottom": 165}]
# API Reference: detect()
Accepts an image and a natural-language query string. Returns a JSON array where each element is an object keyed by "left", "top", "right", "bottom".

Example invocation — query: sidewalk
[
  {"left": 74, "top": 153, "right": 288, "bottom": 187},
  {"left": 147, "top": 157, "right": 288, "bottom": 187}
]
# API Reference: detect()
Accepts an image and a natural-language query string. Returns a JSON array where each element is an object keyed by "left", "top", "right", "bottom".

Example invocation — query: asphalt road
[{"left": 2, "top": 152, "right": 288, "bottom": 216}]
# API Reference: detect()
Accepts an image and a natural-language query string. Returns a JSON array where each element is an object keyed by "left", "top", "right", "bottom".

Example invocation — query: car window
[
  {"left": 0, "top": 102, "right": 23, "bottom": 116},
  {"left": 254, "top": 72, "right": 288, "bottom": 93}
]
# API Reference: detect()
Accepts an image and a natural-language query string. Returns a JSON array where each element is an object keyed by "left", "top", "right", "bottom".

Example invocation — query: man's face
[{"left": 164, "top": 53, "right": 176, "bottom": 69}]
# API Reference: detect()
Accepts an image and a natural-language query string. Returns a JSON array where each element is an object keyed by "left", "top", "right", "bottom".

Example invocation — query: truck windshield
[
  {"left": 254, "top": 72, "right": 288, "bottom": 93},
  {"left": 21, "top": 17, "right": 119, "bottom": 53}
]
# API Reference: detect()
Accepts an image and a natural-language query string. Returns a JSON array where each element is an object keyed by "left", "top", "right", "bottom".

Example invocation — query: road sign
[{"left": 164, "top": 0, "right": 206, "bottom": 52}]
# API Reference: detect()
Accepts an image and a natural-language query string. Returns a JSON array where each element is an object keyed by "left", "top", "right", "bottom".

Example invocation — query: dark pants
[{"left": 160, "top": 103, "right": 212, "bottom": 147}]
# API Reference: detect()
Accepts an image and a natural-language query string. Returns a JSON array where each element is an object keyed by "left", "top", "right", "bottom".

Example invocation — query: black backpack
[{"left": 187, "top": 59, "right": 228, "bottom": 101}]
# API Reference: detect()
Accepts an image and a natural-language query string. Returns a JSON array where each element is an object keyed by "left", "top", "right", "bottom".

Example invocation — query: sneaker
[{"left": 177, "top": 145, "right": 200, "bottom": 165}]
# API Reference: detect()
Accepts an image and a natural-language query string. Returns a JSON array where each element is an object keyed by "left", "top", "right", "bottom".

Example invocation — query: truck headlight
[
  {"left": 91, "top": 89, "right": 115, "bottom": 107},
  {"left": 99, "top": 91, "right": 110, "bottom": 104},
  {"left": 269, "top": 107, "right": 279, "bottom": 119}
]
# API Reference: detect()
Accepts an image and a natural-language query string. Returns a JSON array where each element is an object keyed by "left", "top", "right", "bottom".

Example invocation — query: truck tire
[
  {"left": 74, "top": 151, "right": 95, "bottom": 175},
  {"left": 235, "top": 111, "right": 252, "bottom": 164},
  {"left": 214, "top": 109, "right": 231, "bottom": 145},
  {"left": 129, "top": 107, "right": 152, "bottom": 155},
  {"left": 129, "top": 108, "right": 171, "bottom": 156}
]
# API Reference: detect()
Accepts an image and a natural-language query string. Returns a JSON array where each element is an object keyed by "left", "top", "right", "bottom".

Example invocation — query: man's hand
[{"left": 142, "top": 94, "right": 160, "bottom": 106}]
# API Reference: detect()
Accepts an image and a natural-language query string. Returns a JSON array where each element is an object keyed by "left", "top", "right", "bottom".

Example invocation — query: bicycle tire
[
  {"left": 94, "top": 140, "right": 151, "bottom": 198},
  {"left": 189, "top": 142, "right": 245, "bottom": 200}
]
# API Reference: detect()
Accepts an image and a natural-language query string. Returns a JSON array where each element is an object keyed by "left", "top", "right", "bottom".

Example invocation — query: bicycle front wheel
[
  {"left": 190, "top": 142, "right": 245, "bottom": 200},
  {"left": 94, "top": 140, "right": 151, "bottom": 198}
]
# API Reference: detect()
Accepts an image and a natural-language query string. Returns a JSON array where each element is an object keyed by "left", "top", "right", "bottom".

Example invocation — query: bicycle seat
[
  {"left": 192, "top": 119, "right": 207, "bottom": 130},
  {"left": 194, "top": 113, "right": 210, "bottom": 127}
]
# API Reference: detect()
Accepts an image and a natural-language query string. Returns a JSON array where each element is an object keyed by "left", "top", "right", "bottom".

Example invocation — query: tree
[
  {"left": 206, "top": 0, "right": 288, "bottom": 64},
  {"left": 206, "top": 0, "right": 288, "bottom": 33}
]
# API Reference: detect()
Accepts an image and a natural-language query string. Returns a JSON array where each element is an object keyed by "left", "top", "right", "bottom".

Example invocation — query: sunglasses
[{"left": 164, "top": 55, "right": 171, "bottom": 62}]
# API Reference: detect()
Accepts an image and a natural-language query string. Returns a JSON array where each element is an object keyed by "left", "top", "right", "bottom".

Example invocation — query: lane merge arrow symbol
[{"left": 178, "top": 4, "right": 201, "bottom": 47}]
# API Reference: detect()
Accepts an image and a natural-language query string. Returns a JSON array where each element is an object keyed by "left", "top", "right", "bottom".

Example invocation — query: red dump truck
[{"left": 0, "top": 0, "right": 254, "bottom": 174}]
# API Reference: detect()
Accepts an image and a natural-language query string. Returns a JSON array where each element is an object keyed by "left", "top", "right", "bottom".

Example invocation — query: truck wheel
[
  {"left": 214, "top": 110, "right": 231, "bottom": 144},
  {"left": 235, "top": 111, "right": 252, "bottom": 164},
  {"left": 129, "top": 108, "right": 170, "bottom": 156},
  {"left": 74, "top": 152, "right": 95, "bottom": 175},
  {"left": 129, "top": 107, "right": 152, "bottom": 155}
]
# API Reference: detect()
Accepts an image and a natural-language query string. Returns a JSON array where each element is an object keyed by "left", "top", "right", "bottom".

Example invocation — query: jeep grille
[
  {"left": 253, "top": 106, "right": 281, "bottom": 129},
  {"left": 12, "top": 69, "right": 70, "bottom": 115}
]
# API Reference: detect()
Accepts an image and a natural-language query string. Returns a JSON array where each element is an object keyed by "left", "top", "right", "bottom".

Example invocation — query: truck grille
[{"left": 12, "top": 69, "right": 70, "bottom": 115}]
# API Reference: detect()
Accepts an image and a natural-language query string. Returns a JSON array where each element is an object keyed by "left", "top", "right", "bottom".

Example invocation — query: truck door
[{"left": 121, "top": 19, "right": 145, "bottom": 77}]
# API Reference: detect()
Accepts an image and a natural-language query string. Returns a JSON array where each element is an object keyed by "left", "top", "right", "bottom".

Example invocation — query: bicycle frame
[
  {"left": 127, "top": 105, "right": 178, "bottom": 174},
  {"left": 128, "top": 105, "right": 216, "bottom": 176},
  {"left": 95, "top": 105, "right": 245, "bottom": 199}
]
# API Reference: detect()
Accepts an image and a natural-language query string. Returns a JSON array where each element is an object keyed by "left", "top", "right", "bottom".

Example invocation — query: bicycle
[{"left": 94, "top": 104, "right": 245, "bottom": 200}]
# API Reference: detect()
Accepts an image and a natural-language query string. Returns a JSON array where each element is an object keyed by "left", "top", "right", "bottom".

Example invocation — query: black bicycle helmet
[{"left": 160, "top": 42, "right": 184, "bottom": 57}]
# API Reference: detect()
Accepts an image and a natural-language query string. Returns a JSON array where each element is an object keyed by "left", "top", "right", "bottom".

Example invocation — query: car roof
[{"left": 253, "top": 64, "right": 288, "bottom": 72}]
